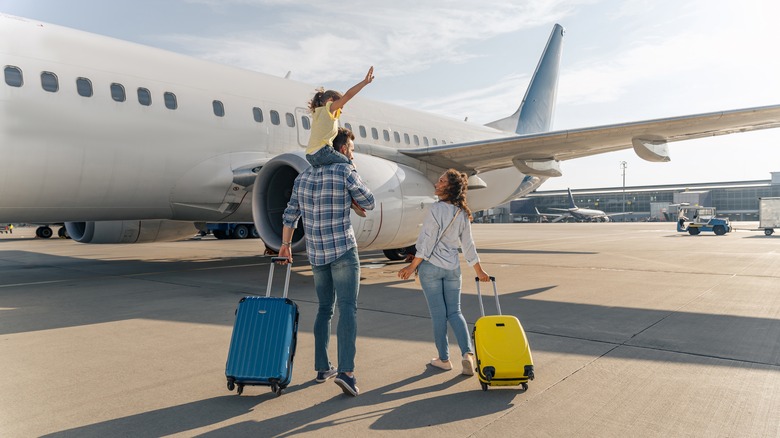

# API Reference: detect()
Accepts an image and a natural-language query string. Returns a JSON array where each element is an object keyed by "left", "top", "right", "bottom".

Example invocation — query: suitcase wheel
[
  {"left": 237, "top": 384, "right": 244, "bottom": 395},
  {"left": 480, "top": 381, "right": 488, "bottom": 391},
  {"left": 522, "top": 382, "right": 529, "bottom": 391},
  {"left": 227, "top": 380, "right": 235, "bottom": 391},
  {"left": 271, "top": 383, "right": 283, "bottom": 396}
]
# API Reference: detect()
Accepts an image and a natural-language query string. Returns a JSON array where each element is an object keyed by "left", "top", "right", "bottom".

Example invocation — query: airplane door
[{"left": 295, "top": 107, "right": 311, "bottom": 148}]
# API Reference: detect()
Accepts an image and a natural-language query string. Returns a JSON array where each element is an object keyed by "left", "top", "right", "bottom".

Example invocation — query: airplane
[
  {"left": 2, "top": 14, "right": 780, "bottom": 261},
  {"left": 547, "top": 188, "right": 632, "bottom": 222}
]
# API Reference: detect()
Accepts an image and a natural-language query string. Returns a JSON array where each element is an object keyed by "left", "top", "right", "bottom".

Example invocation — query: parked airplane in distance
[
  {"left": 2, "top": 14, "right": 780, "bottom": 260},
  {"left": 548, "top": 188, "right": 631, "bottom": 222}
]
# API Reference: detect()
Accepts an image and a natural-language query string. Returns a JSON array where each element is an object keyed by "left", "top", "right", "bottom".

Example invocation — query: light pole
[{"left": 620, "top": 161, "right": 627, "bottom": 221}]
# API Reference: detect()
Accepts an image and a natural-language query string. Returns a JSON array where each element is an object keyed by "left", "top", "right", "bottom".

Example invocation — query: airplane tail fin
[
  {"left": 567, "top": 188, "right": 577, "bottom": 209},
  {"left": 485, "top": 24, "right": 565, "bottom": 135}
]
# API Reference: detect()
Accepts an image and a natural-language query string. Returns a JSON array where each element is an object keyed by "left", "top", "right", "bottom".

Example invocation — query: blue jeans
[
  {"left": 311, "top": 247, "right": 360, "bottom": 373},
  {"left": 418, "top": 260, "right": 473, "bottom": 361},
  {"left": 306, "top": 145, "right": 351, "bottom": 167}
]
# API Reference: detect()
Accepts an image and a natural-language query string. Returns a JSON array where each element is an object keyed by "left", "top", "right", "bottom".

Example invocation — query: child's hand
[{"left": 364, "top": 66, "right": 374, "bottom": 84}]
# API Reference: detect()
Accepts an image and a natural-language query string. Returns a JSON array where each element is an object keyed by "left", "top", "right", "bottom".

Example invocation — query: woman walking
[{"left": 398, "top": 169, "right": 490, "bottom": 375}]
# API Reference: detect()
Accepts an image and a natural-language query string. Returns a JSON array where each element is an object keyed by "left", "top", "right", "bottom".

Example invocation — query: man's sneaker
[
  {"left": 316, "top": 367, "right": 338, "bottom": 383},
  {"left": 334, "top": 373, "right": 360, "bottom": 396}
]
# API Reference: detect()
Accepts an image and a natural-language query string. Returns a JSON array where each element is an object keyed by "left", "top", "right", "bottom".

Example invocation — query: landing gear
[
  {"left": 36, "top": 226, "right": 53, "bottom": 238},
  {"left": 383, "top": 245, "right": 416, "bottom": 261}
]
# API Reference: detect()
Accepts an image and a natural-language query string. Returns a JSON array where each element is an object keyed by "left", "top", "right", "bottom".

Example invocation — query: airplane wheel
[
  {"left": 38, "top": 226, "right": 53, "bottom": 238},
  {"left": 234, "top": 225, "right": 249, "bottom": 239}
]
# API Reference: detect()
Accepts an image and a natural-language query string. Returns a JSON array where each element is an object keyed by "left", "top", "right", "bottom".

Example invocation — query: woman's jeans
[
  {"left": 311, "top": 247, "right": 360, "bottom": 373},
  {"left": 418, "top": 260, "right": 473, "bottom": 361}
]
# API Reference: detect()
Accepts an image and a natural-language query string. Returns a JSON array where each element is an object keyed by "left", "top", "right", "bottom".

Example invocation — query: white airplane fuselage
[{"left": 0, "top": 14, "right": 540, "bottom": 249}]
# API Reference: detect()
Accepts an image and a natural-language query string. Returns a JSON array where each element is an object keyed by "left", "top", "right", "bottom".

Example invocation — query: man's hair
[{"left": 332, "top": 127, "right": 355, "bottom": 154}]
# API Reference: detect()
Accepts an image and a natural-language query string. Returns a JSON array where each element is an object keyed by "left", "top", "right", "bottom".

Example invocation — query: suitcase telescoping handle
[
  {"left": 475, "top": 276, "right": 500, "bottom": 317},
  {"left": 267, "top": 257, "right": 292, "bottom": 298}
]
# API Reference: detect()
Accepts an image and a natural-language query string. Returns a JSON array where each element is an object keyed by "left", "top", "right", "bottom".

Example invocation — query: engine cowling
[
  {"left": 252, "top": 152, "right": 435, "bottom": 254},
  {"left": 65, "top": 220, "right": 198, "bottom": 243}
]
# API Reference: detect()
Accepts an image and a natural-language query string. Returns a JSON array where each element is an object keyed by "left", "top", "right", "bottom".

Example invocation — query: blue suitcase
[{"left": 226, "top": 257, "right": 298, "bottom": 396}]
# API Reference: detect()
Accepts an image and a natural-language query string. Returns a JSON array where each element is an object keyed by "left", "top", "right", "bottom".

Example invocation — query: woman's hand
[
  {"left": 398, "top": 265, "right": 416, "bottom": 280},
  {"left": 474, "top": 263, "right": 490, "bottom": 282}
]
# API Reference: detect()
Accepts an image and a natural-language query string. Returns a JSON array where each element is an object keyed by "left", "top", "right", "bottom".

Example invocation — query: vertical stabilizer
[
  {"left": 567, "top": 188, "right": 577, "bottom": 209},
  {"left": 486, "top": 24, "right": 564, "bottom": 135}
]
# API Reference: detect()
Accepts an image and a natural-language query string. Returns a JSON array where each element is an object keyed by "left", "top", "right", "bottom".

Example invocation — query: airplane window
[
  {"left": 137, "top": 88, "right": 152, "bottom": 106},
  {"left": 252, "top": 107, "right": 263, "bottom": 122},
  {"left": 413, "top": 135, "right": 420, "bottom": 146},
  {"left": 111, "top": 83, "right": 126, "bottom": 102},
  {"left": 76, "top": 77, "right": 92, "bottom": 97},
  {"left": 393, "top": 131, "right": 401, "bottom": 143},
  {"left": 404, "top": 133, "right": 410, "bottom": 144},
  {"left": 270, "top": 110, "right": 280, "bottom": 125},
  {"left": 285, "top": 112, "right": 295, "bottom": 127},
  {"left": 41, "top": 72, "right": 58, "bottom": 92},
  {"left": 213, "top": 100, "right": 225, "bottom": 117},
  {"left": 164, "top": 92, "right": 177, "bottom": 110},
  {"left": 371, "top": 127, "right": 378, "bottom": 140},
  {"left": 423, "top": 136, "right": 429, "bottom": 146},
  {"left": 432, "top": 138, "right": 438, "bottom": 145},
  {"left": 344, "top": 122, "right": 352, "bottom": 131},
  {"left": 359, "top": 125, "right": 366, "bottom": 138},
  {"left": 301, "top": 115, "right": 311, "bottom": 130},
  {"left": 4, "top": 66, "right": 23, "bottom": 87}
]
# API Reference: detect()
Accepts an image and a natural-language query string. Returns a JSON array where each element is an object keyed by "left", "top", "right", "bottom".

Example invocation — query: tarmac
[{"left": 1, "top": 222, "right": 779, "bottom": 437}]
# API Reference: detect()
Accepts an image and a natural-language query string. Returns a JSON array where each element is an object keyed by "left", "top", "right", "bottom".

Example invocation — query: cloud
[{"left": 166, "top": 0, "right": 588, "bottom": 83}]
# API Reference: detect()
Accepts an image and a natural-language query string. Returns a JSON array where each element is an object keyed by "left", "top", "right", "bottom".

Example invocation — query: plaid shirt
[{"left": 282, "top": 163, "right": 375, "bottom": 266}]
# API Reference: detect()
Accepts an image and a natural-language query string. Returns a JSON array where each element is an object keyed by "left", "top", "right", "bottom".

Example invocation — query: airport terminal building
[{"left": 478, "top": 172, "right": 780, "bottom": 223}]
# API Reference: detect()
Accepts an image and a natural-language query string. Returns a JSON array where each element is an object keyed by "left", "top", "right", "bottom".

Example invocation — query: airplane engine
[
  {"left": 252, "top": 152, "right": 435, "bottom": 255},
  {"left": 64, "top": 220, "right": 198, "bottom": 243}
]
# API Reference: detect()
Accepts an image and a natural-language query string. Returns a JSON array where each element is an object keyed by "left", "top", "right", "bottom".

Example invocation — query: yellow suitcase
[{"left": 472, "top": 277, "right": 534, "bottom": 391}]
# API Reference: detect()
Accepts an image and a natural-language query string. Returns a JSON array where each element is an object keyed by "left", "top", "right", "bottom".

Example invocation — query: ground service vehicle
[
  {"left": 676, "top": 206, "right": 732, "bottom": 236},
  {"left": 196, "top": 223, "right": 260, "bottom": 239},
  {"left": 756, "top": 197, "right": 780, "bottom": 236}
]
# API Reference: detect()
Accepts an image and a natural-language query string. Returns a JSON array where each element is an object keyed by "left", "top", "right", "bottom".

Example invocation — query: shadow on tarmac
[
  {"left": 41, "top": 369, "right": 517, "bottom": 437},
  {"left": 2, "top": 250, "right": 779, "bottom": 370}
]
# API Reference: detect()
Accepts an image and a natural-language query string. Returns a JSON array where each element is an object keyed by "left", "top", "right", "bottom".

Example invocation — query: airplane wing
[{"left": 400, "top": 104, "right": 780, "bottom": 174}]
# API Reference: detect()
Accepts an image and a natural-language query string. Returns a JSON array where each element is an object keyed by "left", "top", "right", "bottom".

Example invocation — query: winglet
[{"left": 485, "top": 24, "right": 565, "bottom": 135}]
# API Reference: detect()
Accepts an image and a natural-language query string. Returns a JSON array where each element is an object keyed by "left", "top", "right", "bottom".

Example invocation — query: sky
[{"left": 2, "top": 0, "right": 779, "bottom": 191}]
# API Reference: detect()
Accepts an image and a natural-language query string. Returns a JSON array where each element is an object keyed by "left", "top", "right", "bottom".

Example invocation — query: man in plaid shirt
[{"left": 278, "top": 128, "right": 374, "bottom": 396}]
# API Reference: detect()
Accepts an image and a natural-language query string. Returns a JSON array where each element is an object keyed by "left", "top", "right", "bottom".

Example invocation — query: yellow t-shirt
[{"left": 306, "top": 100, "right": 342, "bottom": 155}]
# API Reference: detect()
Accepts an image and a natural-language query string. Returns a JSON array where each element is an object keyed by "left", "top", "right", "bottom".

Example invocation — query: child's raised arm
[{"left": 331, "top": 66, "right": 374, "bottom": 112}]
